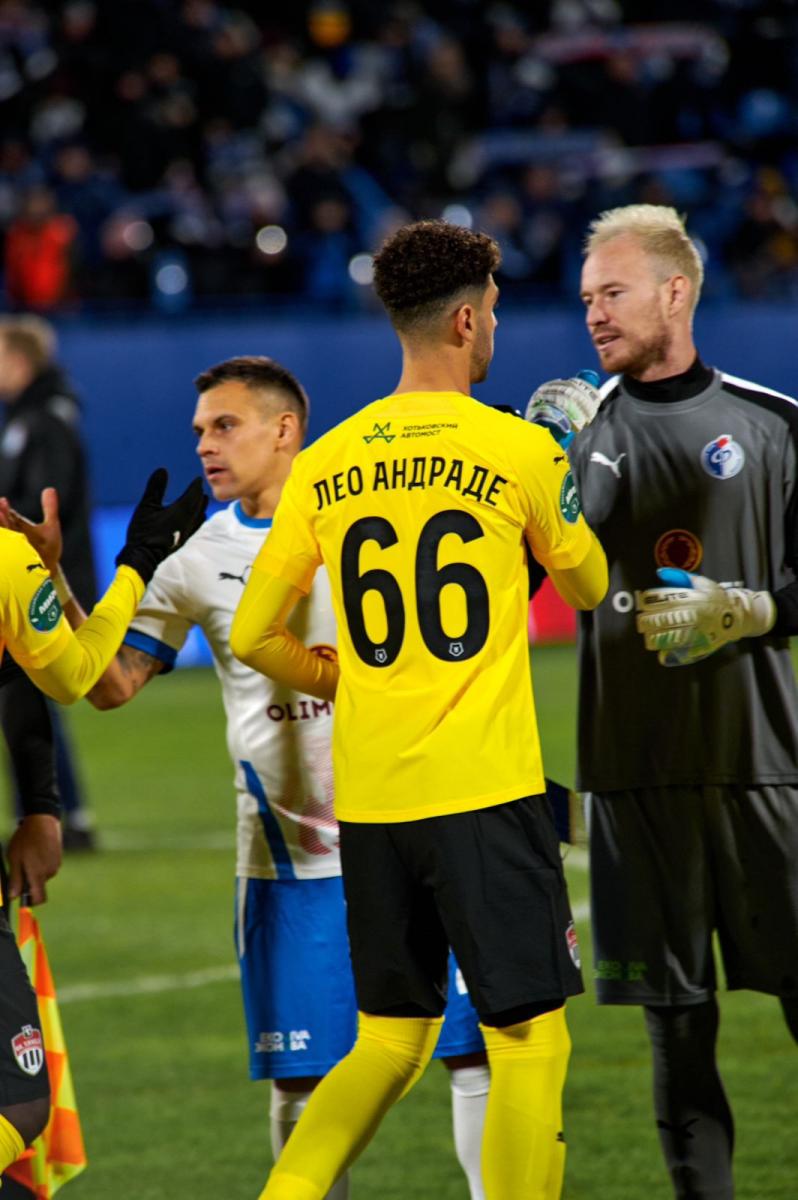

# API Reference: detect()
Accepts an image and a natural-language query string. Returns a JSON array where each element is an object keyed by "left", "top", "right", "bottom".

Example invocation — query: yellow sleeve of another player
[
  {"left": 230, "top": 460, "right": 337, "bottom": 701},
  {"left": 231, "top": 566, "right": 339, "bottom": 702},
  {"left": 513, "top": 425, "right": 608, "bottom": 610},
  {"left": 253, "top": 453, "right": 322, "bottom": 592},
  {"left": 0, "top": 532, "right": 146, "bottom": 704},
  {"left": 546, "top": 533, "right": 607, "bottom": 611},
  {"left": 27, "top": 567, "right": 146, "bottom": 704}
]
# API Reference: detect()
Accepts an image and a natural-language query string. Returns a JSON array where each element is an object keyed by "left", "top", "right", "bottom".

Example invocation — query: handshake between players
[{"left": 0, "top": 467, "right": 207, "bottom": 710}]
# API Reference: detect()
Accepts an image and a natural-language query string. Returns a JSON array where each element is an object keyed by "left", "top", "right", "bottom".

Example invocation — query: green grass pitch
[{"left": 3, "top": 647, "right": 796, "bottom": 1197}]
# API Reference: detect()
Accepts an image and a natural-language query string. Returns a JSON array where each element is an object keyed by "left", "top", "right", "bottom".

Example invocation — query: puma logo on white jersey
[{"left": 590, "top": 451, "right": 626, "bottom": 478}]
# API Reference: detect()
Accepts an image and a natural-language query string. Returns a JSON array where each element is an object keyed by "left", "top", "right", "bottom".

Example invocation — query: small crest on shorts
[
  {"left": 701, "top": 433, "right": 744, "bottom": 480},
  {"left": 565, "top": 920, "right": 581, "bottom": 969},
  {"left": 11, "top": 1024, "right": 45, "bottom": 1076}
]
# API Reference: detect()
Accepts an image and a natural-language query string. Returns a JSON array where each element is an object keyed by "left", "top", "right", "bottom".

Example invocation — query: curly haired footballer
[{"left": 373, "top": 220, "right": 501, "bottom": 334}]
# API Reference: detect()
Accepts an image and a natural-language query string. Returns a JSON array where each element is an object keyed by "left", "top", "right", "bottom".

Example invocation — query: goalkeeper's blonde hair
[{"left": 584, "top": 205, "right": 704, "bottom": 314}]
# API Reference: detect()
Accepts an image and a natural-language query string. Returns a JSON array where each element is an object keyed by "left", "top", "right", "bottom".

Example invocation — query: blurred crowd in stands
[{"left": 1, "top": 0, "right": 797, "bottom": 313}]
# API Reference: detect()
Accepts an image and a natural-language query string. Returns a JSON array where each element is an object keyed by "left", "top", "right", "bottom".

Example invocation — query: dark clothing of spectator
[{"left": 0, "top": 365, "right": 97, "bottom": 608}]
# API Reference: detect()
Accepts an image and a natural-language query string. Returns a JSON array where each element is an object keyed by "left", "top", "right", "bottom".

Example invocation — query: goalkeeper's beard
[{"left": 599, "top": 319, "right": 672, "bottom": 380}]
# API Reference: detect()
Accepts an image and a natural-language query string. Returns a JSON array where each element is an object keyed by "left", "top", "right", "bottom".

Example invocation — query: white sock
[
  {"left": 269, "top": 1084, "right": 351, "bottom": 1200},
  {"left": 449, "top": 1064, "right": 490, "bottom": 1200}
]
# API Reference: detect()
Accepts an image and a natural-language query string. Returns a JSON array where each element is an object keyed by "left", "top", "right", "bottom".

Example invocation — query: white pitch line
[
  {"left": 58, "top": 964, "right": 239, "bottom": 1004},
  {"left": 97, "top": 830, "right": 235, "bottom": 852},
  {"left": 97, "top": 835, "right": 588, "bottom": 860},
  {"left": 58, "top": 902, "right": 594, "bottom": 1006}
]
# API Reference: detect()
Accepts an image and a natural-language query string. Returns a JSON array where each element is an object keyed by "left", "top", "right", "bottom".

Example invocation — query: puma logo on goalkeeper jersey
[{"left": 590, "top": 451, "right": 626, "bottom": 478}]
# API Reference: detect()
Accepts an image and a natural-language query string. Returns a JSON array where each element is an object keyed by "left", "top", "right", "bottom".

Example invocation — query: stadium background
[{"left": 1, "top": 1, "right": 797, "bottom": 1196}]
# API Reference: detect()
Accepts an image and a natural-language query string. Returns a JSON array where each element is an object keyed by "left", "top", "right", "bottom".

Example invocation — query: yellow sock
[
  {"left": 0, "top": 1113, "right": 25, "bottom": 1174},
  {"left": 480, "top": 1006, "right": 572, "bottom": 1200},
  {"left": 259, "top": 1011, "right": 443, "bottom": 1200}
]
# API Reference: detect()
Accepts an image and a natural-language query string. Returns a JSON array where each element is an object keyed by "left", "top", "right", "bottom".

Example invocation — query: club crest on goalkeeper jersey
[
  {"left": 254, "top": 390, "right": 595, "bottom": 822},
  {"left": 0, "top": 530, "right": 70, "bottom": 668},
  {"left": 570, "top": 369, "right": 798, "bottom": 791},
  {"left": 126, "top": 502, "right": 338, "bottom": 880}
]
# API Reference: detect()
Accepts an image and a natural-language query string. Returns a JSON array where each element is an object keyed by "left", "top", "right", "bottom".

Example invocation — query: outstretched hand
[
  {"left": 0, "top": 487, "right": 62, "bottom": 576},
  {"left": 115, "top": 468, "right": 208, "bottom": 586}
]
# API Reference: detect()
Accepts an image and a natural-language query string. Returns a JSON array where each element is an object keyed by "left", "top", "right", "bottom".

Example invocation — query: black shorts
[
  {"left": 589, "top": 785, "right": 798, "bottom": 1005},
  {"left": 340, "top": 795, "right": 584, "bottom": 1022},
  {"left": 0, "top": 909, "right": 49, "bottom": 1105}
]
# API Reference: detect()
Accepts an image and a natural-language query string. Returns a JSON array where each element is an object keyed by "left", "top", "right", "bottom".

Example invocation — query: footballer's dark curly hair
[
  {"left": 373, "top": 220, "right": 501, "bottom": 334},
  {"left": 194, "top": 355, "right": 309, "bottom": 427}
]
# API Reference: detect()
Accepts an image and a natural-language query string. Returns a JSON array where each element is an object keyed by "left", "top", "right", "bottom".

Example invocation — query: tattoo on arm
[{"left": 118, "top": 645, "right": 165, "bottom": 690}]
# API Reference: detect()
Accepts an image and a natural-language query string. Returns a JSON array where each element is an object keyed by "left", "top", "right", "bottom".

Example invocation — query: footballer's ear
[
  {"left": 452, "top": 300, "right": 477, "bottom": 345},
  {"left": 666, "top": 273, "right": 691, "bottom": 318},
  {"left": 276, "top": 409, "right": 302, "bottom": 445}
]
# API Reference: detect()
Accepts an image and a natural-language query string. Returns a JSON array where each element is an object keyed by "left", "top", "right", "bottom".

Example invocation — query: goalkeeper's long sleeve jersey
[{"left": 570, "top": 357, "right": 798, "bottom": 791}]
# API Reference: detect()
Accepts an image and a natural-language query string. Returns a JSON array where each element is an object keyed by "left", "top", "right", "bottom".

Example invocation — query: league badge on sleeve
[
  {"left": 559, "top": 471, "right": 582, "bottom": 523},
  {"left": 701, "top": 434, "right": 745, "bottom": 480},
  {"left": 28, "top": 578, "right": 62, "bottom": 632}
]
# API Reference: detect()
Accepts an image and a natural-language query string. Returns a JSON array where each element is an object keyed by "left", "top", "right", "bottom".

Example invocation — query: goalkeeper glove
[
  {"left": 116, "top": 468, "right": 207, "bottom": 585},
  {"left": 636, "top": 567, "right": 776, "bottom": 667},
  {"left": 524, "top": 369, "right": 601, "bottom": 448}
]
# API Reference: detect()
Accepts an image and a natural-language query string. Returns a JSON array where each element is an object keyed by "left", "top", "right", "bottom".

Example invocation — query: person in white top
[{"left": 84, "top": 356, "right": 491, "bottom": 1199}]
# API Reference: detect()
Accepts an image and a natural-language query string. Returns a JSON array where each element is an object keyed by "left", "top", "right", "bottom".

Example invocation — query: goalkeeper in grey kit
[{"left": 527, "top": 204, "right": 798, "bottom": 1200}]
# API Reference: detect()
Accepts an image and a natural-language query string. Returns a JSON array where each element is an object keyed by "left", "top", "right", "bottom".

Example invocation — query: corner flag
[{"left": 5, "top": 907, "right": 87, "bottom": 1197}]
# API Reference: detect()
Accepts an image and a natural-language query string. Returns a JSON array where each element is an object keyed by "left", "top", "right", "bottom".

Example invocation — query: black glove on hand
[{"left": 115, "top": 468, "right": 207, "bottom": 585}]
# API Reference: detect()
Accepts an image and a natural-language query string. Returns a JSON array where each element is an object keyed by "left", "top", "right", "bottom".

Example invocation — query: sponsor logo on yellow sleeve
[
  {"left": 29, "top": 579, "right": 62, "bottom": 633},
  {"left": 559, "top": 471, "right": 581, "bottom": 524}
]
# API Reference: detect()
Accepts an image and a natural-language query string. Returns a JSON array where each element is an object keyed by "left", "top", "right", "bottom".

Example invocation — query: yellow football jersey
[
  {"left": 255, "top": 391, "right": 595, "bottom": 822},
  {"left": 0, "top": 530, "right": 71, "bottom": 669}
]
